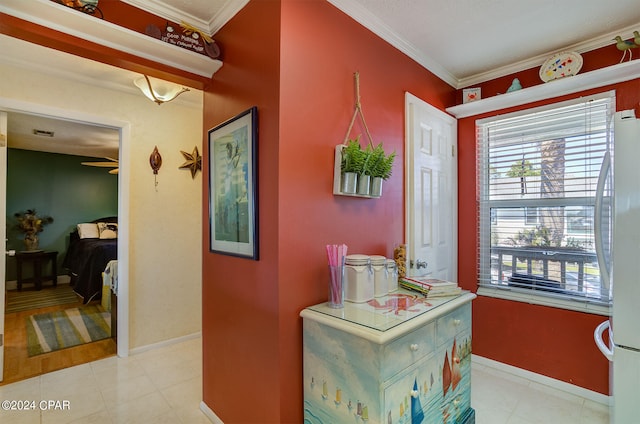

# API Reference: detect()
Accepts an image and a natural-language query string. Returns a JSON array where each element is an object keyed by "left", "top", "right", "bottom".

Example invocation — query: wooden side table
[{"left": 16, "top": 250, "right": 58, "bottom": 291}]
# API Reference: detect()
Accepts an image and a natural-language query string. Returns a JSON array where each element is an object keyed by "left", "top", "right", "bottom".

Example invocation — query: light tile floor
[
  {"left": 0, "top": 337, "right": 210, "bottom": 424},
  {"left": 0, "top": 337, "right": 610, "bottom": 424},
  {"left": 472, "top": 363, "right": 610, "bottom": 424}
]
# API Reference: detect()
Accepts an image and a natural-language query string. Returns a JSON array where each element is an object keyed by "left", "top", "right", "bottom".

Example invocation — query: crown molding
[
  {"left": 327, "top": 0, "right": 640, "bottom": 90},
  {"left": 446, "top": 59, "right": 640, "bottom": 119},
  {"left": 0, "top": 0, "right": 222, "bottom": 79},
  {"left": 457, "top": 23, "right": 640, "bottom": 89},
  {"left": 122, "top": 0, "right": 208, "bottom": 32},
  {"left": 326, "top": 0, "right": 458, "bottom": 88},
  {"left": 121, "top": 0, "right": 209, "bottom": 32},
  {"left": 207, "top": 0, "right": 250, "bottom": 34},
  {"left": 121, "top": 0, "right": 249, "bottom": 36}
]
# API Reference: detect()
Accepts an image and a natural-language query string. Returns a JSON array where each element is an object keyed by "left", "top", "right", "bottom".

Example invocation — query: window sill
[
  {"left": 477, "top": 286, "right": 611, "bottom": 316},
  {"left": 446, "top": 60, "right": 640, "bottom": 119}
]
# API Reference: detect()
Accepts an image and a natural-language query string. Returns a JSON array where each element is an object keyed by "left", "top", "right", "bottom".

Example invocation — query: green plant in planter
[
  {"left": 368, "top": 143, "right": 396, "bottom": 180},
  {"left": 341, "top": 137, "right": 368, "bottom": 174},
  {"left": 361, "top": 143, "right": 375, "bottom": 177}
]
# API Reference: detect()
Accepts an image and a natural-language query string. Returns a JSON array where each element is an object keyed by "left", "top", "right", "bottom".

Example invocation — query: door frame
[
  {"left": 0, "top": 97, "right": 130, "bottom": 358},
  {"left": 0, "top": 111, "right": 6, "bottom": 380}
]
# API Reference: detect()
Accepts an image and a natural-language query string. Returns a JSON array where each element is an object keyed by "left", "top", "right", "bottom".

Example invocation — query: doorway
[{"left": 0, "top": 100, "right": 131, "bottom": 384}]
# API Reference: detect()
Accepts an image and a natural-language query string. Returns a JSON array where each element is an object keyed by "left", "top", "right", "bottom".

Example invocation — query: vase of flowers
[{"left": 15, "top": 209, "right": 54, "bottom": 251}]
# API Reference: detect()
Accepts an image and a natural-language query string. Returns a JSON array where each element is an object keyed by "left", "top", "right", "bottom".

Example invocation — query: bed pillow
[
  {"left": 77, "top": 223, "right": 100, "bottom": 239},
  {"left": 97, "top": 222, "right": 118, "bottom": 239}
]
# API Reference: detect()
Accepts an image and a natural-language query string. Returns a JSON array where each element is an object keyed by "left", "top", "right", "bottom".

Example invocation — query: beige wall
[{"left": 0, "top": 55, "right": 203, "bottom": 350}]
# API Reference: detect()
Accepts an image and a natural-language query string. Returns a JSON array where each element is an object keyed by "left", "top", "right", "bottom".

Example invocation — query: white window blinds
[{"left": 477, "top": 92, "right": 614, "bottom": 306}]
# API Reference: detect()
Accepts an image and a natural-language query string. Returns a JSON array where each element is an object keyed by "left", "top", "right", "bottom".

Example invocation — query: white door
[
  {"left": 0, "top": 111, "right": 7, "bottom": 381},
  {"left": 405, "top": 93, "right": 457, "bottom": 280}
]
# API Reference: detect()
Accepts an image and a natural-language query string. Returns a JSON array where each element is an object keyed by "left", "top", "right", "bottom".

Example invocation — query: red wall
[
  {"left": 201, "top": 0, "right": 282, "bottom": 422},
  {"left": 457, "top": 48, "right": 640, "bottom": 394},
  {"left": 201, "top": 1, "right": 454, "bottom": 422},
  {"left": 11, "top": 0, "right": 631, "bottom": 415}
]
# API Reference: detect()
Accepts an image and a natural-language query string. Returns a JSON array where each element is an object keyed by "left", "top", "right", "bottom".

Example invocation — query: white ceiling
[
  {"left": 7, "top": 112, "right": 120, "bottom": 159},
  {"left": 332, "top": 0, "right": 640, "bottom": 87},
  {"left": 2, "top": 0, "right": 639, "bottom": 158},
  {"left": 126, "top": 0, "right": 640, "bottom": 87}
]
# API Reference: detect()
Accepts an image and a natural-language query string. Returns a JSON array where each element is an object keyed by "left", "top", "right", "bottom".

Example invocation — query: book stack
[{"left": 399, "top": 276, "right": 462, "bottom": 298}]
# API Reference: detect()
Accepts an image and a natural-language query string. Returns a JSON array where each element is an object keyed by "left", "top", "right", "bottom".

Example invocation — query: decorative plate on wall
[{"left": 539, "top": 51, "right": 583, "bottom": 82}]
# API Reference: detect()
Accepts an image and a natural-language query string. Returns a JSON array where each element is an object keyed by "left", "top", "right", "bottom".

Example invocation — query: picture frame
[{"left": 208, "top": 106, "right": 259, "bottom": 260}]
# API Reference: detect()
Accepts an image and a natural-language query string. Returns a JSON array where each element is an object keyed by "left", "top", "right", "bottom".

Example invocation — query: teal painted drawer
[
  {"left": 436, "top": 303, "right": 471, "bottom": 347},
  {"left": 382, "top": 321, "right": 436, "bottom": 380}
]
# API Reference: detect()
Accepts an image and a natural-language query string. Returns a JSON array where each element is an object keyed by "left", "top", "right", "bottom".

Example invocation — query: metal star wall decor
[{"left": 179, "top": 146, "right": 202, "bottom": 179}]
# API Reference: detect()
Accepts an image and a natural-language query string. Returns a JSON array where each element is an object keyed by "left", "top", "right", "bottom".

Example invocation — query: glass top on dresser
[{"left": 305, "top": 289, "right": 465, "bottom": 332}]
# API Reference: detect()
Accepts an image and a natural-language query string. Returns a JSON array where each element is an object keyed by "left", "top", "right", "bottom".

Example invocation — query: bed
[{"left": 62, "top": 217, "right": 118, "bottom": 304}]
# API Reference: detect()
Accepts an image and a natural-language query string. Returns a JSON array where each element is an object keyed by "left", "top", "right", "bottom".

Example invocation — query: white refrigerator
[{"left": 594, "top": 109, "right": 640, "bottom": 423}]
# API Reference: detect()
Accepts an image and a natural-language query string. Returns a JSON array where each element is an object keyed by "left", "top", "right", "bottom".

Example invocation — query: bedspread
[{"left": 63, "top": 238, "right": 117, "bottom": 303}]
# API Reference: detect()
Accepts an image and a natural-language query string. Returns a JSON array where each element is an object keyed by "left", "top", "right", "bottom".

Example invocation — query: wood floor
[{"left": 1, "top": 301, "right": 116, "bottom": 386}]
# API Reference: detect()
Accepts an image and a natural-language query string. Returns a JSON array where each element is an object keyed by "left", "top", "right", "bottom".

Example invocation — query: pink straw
[{"left": 325, "top": 243, "right": 348, "bottom": 267}]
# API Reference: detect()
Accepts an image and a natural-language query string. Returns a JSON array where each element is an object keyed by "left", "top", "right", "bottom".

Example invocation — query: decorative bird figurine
[
  {"left": 614, "top": 35, "right": 637, "bottom": 63},
  {"left": 507, "top": 78, "right": 522, "bottom": 93},
  {"left": 634, "top": 31, "right": 640, "bottom": 47}
]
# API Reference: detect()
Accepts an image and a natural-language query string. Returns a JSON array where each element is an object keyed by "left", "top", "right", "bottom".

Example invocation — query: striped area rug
[
  {"left": 6, "top": 283, "right": 79, "bottom": 314},
  {"left": 26, "top": 305, "right": 111, "bottom": 356}
]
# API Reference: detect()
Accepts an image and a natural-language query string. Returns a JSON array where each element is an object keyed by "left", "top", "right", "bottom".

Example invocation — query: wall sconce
[
  {"left": 134, "top": 75, "right": 189, "bottom": 105},
  {"left": 150, "top": 146, "right": 162, "bottom": 190}
]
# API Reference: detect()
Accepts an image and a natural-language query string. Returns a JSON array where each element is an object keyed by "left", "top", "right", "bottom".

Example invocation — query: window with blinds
[{"left": 477, "top": 92, "right": 614, "bottom": 307}]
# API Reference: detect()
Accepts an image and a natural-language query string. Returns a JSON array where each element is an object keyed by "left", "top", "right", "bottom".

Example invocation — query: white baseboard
[
  {"left": 6, "top": 275, "right": 71, "bottom": 291},
  {"left": 200, "top": 401, "right": 224, "bottom": 424},
  {"left": 472, "top": 354, "right": 611, "bottom": 406},
  {"left": 128, "top": 331, "right": 202, "bottom": 356}
]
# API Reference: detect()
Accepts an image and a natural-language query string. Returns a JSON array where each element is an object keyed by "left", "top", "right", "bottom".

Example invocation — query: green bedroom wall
[{"left": 5, "top": 148, "right": 118, "bottom": 281}]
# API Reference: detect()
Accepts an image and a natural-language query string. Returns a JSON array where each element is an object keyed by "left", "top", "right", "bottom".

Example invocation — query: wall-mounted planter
[
  {"left": 370, "top": 177, "right": 383, "bottom": 197},
  {"left": 332, "top": 145, "right": 381, "bottom": 198},
  {"left": 357, "top": 174, "right": 371, "bottom": 195},
  {"left": 341, "top": 171, "right": 358, "bottom": 194}
]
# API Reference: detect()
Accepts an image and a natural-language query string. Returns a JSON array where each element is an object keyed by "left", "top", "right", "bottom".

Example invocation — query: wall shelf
[
  {"left": 0, "top": 0, "right": 222, "bottom": 79},
  {"left": 446, "top": 60, "right": 640, "bottom": 119}
]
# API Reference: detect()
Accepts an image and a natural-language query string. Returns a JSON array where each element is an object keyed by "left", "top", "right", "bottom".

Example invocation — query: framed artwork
[{"left": 208, "top": 106, "right": 259, "bottom": 260}]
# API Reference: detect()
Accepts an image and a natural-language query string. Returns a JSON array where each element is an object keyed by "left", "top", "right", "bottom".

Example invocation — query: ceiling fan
[{"left": 81, "top": 157, "right": 119, "bottom": 174}]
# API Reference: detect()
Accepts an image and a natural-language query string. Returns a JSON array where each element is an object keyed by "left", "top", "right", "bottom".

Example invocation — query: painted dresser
[{"left": 300, "top": 290, "right": 476, "bottom": 424}]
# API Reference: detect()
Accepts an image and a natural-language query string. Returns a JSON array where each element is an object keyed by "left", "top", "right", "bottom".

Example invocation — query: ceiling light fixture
[{"left": 134, "top": 75, "right": 189, "bottom": 105}]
